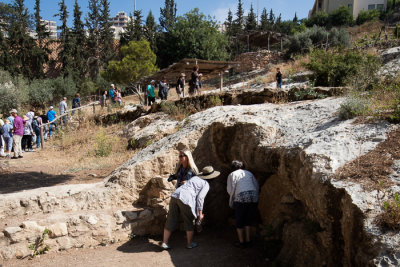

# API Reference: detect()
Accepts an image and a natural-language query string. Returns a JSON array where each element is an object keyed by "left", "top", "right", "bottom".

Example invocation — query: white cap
[
  {"left": 50, "top": 106, "right": 54, "bottom": 109},
  {"left": 111, "top": 84, "right": 115, "bottom": 87}
]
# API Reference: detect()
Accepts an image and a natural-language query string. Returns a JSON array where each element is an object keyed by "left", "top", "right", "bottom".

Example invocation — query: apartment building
[
  {"left": 309, "top": 0, "right": 388, "bottom": 18},
  {"left": 111, "top": 11, "right": 132, "bottom": 39}
]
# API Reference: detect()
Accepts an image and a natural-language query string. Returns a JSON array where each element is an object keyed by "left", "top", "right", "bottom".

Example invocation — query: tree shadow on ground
[
  {"left": 117, "top": 227, "right": 267, "bottom": 267},
  {"left": 0, "top": 171, "right": 74, "bottom": 194}
]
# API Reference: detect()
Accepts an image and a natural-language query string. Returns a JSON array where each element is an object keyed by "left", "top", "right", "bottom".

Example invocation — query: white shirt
[
  {"left": 227, "top": 169, "right": 259, "bottom": 205},
  {"left": 172, "top": 176, "right": 209, "bottom": 218}
]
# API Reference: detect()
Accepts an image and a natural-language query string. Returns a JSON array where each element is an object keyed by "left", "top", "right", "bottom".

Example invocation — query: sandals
[{"left": 186, "top": 242, "right": 198, "bottom": 249}]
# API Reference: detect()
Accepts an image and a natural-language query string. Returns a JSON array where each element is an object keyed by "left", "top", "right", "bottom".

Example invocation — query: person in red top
[{"left": 10, "top": 109, "right": 24, "bottom": 159}]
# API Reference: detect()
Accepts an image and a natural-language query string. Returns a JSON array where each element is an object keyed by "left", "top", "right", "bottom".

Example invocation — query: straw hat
[
  {"left": 198, "top": 166, "right": 220, "bottom": 180},
  {"left": 180, "top": 73, "right": 186, "bottom": 77},
  {"left": 23, "top": 115, "right": 29, "bottom": 121},
  {"left": 9, "top": 109, "right": 17, "bottom": 114}
]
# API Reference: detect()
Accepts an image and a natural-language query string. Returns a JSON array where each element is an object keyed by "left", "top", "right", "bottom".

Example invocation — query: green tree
[
  {"left": 225, "top": 9, "right": 234, "bottom": 36},
  {"left": 56, "top": 0, "right": 74, "bottom": 77},
  {"left": 268, "top": 9, "right": 275, "bottom": 27},
  {"left": 100, "top": 0, "right": 115, "bottom": 66},
  {"left": 274, "top": 13, "right": 282, "bottom": 32},
  {"left": 293, "top": 12, "right": 298, "bottom": 23},
  {"left": 168, "top": 8, "right": 229, "bottom": 63},
  {"left": 159, "top": 0, "right": 176, "bottom": 32},
  {"left": 71, "top": 0, "right": 86, "bottom": 82},
  {"left": 356, "top": 9, "right": 380, "bottom": 25},
  {"left": 101, "top": 39, "right": 158, "bottom": 85},
  {"left": 33, "top": 0, "right": 50, "bottom": 79},
  {"left": 245, "top": 3, "right": 257, "bottom": 32},
  {"left": 259, "top": 7, "right": 269, "bottom": 30},
  {"left": 120, "top": 13, "right": 135, "bottom": 47},
  {"left": 133, "top": 9, "right": 144, "bottom": 41},
  {"left": 328, "top": 6, "right": 353, "bottom": 27},
  {"left": 144, "top": 10, "right": 157, "bottom": 52},
  {"left": 86, "top": 0, "right": 101, "bottom": 81},
  {"left": 7, "top": 0, "right": 43, "bottom": 80},
  {"left": 305, "top": 11, "right": 329, "bottom": 27},
  {"left": 0, "top": 3, "right": 14, "bottom": 74},
  {"left": 233, "top": 0, "right": 244, "bottom": 34}
]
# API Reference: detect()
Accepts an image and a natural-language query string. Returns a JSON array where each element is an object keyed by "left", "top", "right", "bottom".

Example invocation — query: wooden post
[
  {"left": 247, "top": 35, "right": 250, "bottom": 52},
  {"left": 280, "top": 37, "right": 283, "bottom": 52},
  {"left": 40, "top": 127, "right": 44, "bottom": 149},
  {"left": 183, "top": 77, "right": 186, "bottom": 98},
  {"left": 268, "top": 34, "right": 270, "bottom": 51},
  {"left": 92, "top": 103, "right": 95, "bottom": 114},
  {"left": 220, "top": 71, "right": 223, "bottom": 92}
]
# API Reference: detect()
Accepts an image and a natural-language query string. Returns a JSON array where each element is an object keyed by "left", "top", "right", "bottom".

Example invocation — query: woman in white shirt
[{"left": 227, "top": 160, "right": 259, "bottom": 248}]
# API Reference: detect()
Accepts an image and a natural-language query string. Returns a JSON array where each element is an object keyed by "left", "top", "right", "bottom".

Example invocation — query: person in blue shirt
[
  {"left": 2, "top": 119, "right": 13, "bottom": 158},
  {"left": 47, "top": 106, "right": 57, "bottom": 138},
  {"left": 109, "top": 84, "right": 116, "bottom": 103},
  {"left": 146, "top": 80, "right": 156, "bottom": 106}
]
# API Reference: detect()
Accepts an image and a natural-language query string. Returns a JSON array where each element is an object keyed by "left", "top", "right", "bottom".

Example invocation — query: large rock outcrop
[{"left": 1, "top": 97, "right": 399, "bottom": 266}]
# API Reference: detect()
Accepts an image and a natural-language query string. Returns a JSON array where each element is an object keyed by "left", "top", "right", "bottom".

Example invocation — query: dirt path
[{"left": 1, "top": 230, "right": 268, "bottom": 267}]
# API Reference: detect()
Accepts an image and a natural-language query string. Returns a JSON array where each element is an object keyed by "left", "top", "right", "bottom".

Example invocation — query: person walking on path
[
  {"left": 116, "top": 88, "right": 122, "bottom": 106},
  {"left": 10, "top": 109, "right": 24, "bottom": 159},
  {"left": 72, "top": 93, "right": 81, "bottom": 116},
  {"left": 59, "top": 97, "right": 68, "bottom": 126},
  {"left": 189, "top": 66, "right": 200, "bottom": 96},
  {"left": 147, "top": 80, "right": 156, "bottom": 106},
  {"left": 7, "top": 113, "right": 14, "bottom": 128},
  {"left": 40, "top": 111, "right": 49, "bottom": 141},
  {"left": 176, "top": 73, "right": 185, "bottom": 98},
  {"left": 47, "top": 106, "right": 57, "bottom": 139},
  {"left": 276, "top": 68, "right": 282, "bottom": 89},
  {"left": 100, "top": 91, "right": 108, "bottom": 108},
  {"left": 22, "top": 115, "right": 34, "bottom": 152},
  {"left": 2, "top": 119, "right": 13, "bottom": 158},
  {"left": 159, "top": 77, "right": 170, "bottom": 100},
  {"left": 227, "top": 160, "right": 259, "bottom": 248},
  {"left": 0, "top": 117, "right": 5, "bottom": 157},
  {"left": 109, "top": 84, "right": 116, "bottom": 104},
  {"left": 161, "top": 166, "right": 220, "bottom": 250},
  {"left": 32, "top": 115, "right": 41, "bottom": 148}
]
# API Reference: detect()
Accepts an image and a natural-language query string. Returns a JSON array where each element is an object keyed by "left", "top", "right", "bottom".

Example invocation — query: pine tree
[
  {"left": 274, "top": 13, "right": 282, "bottom": 32},
  {"left": 144, "top": 10, "right": 157, "bottom": 52},
  {"left": 8, "top": 0, "right": 41, "bottom": 79},
  {"left": 234, "top": 0, "right": 244, "bottom": 35},
  {"left": 225, "top": 9, "right": 234, "bottom": 36},
  {"left": 56, "top": 0, "right": 74, "bottom": 77},
  {"left": 71, "top": 0, "right": 86, "bottom": 81},
  {"left": 268, "top": 9, "right": 275, "bottom": 27},
  {"left": 159, "top": 0, "right": 177, "bottom": 32},
  {"left": 133, "top": 9, "right": 143, "bottom": 41},
  {"left": 33, "top": 0, "right": 50, "bottom": 78},
  {"left": 86, "top": 0, "right": 101, "bottom": 80},
  {"left": 99, "top": 0, "right": 115, "bottom": 66},
  {"left": 293, "top": 12, "right": 298, "bottom": 23},
  {"left": 245, "top": 3, "right": 257, "bottom": 32},
  {"left": 259, "top": 7, "right": 268, "bottom": 31}
]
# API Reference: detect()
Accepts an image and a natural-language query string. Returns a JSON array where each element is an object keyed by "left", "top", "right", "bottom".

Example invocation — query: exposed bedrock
[{"left": 0, "top": 97, "right": 398, "bottom": 266}]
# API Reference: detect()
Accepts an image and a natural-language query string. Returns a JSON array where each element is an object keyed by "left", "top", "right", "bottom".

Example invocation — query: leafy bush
[
  {"left": 328, "top": 6, "right": 354, "bottom": 27},
  {"left": 305, "top": 11, "right": 329, "bottom": 28},
  {"left": 49, "top": 76, "right": 77, "bottom": 100},
  {"left": 284, "top": 26, "right": 350, "bottom": 57},
  {"left": 305, "top": 49, "right": 364, "bottom": 87},
  {"left": 0, "top": 69, "right": 29, "bottom": 115},
  {"left": 378, "top": 193, "right": 400, "bottom": 231},
  {"left": 27, "top": 79, "right": 55, "bottom": 109},
  {"left": 356, "top": 9, "right": 380, "bottom": 25},
  {"left": 338, "top": 97, "right": 371, "bottom": 120},
  {"left": 94, "top": 129, "right": 113, "bottom": 157}
]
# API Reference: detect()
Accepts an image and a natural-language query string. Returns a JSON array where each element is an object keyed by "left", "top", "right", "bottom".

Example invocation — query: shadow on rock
[{"left": 0, "top": 171, "right": 75, "bottom": 194}]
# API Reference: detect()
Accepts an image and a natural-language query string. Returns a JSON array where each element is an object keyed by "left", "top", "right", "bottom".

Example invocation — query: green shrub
[
  {"left": 338, "top": 97, "right": 371, "bottom": 120},
  {"left": 328, "top": 6, "right": 354, "bottom": 27},
  {"left": 306, "top": 49, "right": 364, "bottom": 87},
  {"left": 356, "top": 9, "right": 380, "bottom": 25},
  {"left": 27, "top": 79, "right": 55, "bottom": 109},
  {"left": 305, "top": 11, "right": 329, "bottom": 28},
  {"left": 378, "top": 193, "right": 400, "bottom": 231},
  {"left": 0, "top": 69, "right": 29, "bottom": 115},
  {"left": 94, "top": 129, "right": 113, "bottom": 157},
  {"left": 49, "top": 75, "right": 77, "bottom": 100}
]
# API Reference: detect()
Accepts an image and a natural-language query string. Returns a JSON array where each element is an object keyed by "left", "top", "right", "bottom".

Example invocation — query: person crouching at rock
[
  {"left": 161, "top": 166, "right": 220, "bottom": 250},
  {"left": 227, "top": 160, "right": 259, "bottom": 248},
  {"left": 168, "top": 150, "right": 199, "bottom": 188}
]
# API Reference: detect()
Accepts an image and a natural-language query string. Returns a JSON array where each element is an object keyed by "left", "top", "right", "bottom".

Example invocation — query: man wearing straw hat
[{"left": 161, "top": 166, "right": 220, "bottom": 250}]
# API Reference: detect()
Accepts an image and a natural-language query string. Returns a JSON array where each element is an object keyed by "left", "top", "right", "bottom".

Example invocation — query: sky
[{"left": 3, "top": 0, "right": 315, "bottom": 27}]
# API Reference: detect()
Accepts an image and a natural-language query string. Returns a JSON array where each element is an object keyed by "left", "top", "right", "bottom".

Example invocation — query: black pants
[
  {"left": 22, "top": 135, "right": 32, "bottom": 150},
  {"left": 234, "top": 202, "right": 258, "bottom": 228},
  {"left": 147, "top": 96, "right": 155, "bottom": 106}
]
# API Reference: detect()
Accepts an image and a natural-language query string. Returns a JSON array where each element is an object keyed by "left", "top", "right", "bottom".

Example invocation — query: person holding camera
[{"left": 168, "top": 150, "right": 199, "bottom": 188}]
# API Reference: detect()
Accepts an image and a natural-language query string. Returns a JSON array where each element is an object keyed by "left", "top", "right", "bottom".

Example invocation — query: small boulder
[{"left": 48, "top": 223, "right": 68, "bottom": 238}]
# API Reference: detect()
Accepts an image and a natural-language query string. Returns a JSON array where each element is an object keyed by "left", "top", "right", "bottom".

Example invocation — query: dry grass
[
  {"left": 347, "top": 21, "right": 384, "bottom": 43},
  {"left": 259, "top": 55, "right": 309, "bottom": 84}
]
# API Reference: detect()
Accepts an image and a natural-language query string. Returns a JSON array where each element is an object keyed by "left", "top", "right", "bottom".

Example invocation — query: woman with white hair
[{"left": 168, "top": 150, "right": 199, "bottom": 188}]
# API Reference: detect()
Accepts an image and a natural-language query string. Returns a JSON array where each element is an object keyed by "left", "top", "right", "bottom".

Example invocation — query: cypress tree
[
  {"left": 268, "top": 9, "right": 275, "bottom": 28},
  {"left": 159, "top": 0, "right": 176, "bottom": 32},
  {"left": 86, "top": 0, "right": 101, "bottom": 80},
  {"left": 33, "top": 0, "right": 50, "bottom": 78},
  {"left": 120, "top": 13, "right": 135, "bottom": 47},
  {"left": 293, "top": 12, "right": 298, "bottom": 23},
  {"left": 144, "top": 10, "right": 157, "bottom": 52},
  {"left": 0, "top": 3, "right": 15, "bottom": 75},
  {"left": 133, "top": 9, "right": 143, "bottom": 41},
  {"left": 71, "top": 0, "right": 86, "bottom": 81},
  {"left": 259, "top": 7, "right": 268, "bottom": 31},
  {"left": 245, "top": 3, "right": 257, "bottom": 32},
  {"left": 56, "top": 0, "right": 73, "bottom": 77},
  {"left": 233, "top": 0, "right": 244, "bottom": 35},
  {"left": 225, "top": 9, "right": 234, "bottom": 36},
  {"left": 100, "top": 0, "right": 115, "bottom": 66}
]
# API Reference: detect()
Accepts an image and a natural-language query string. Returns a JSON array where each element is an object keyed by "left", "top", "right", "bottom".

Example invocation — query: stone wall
[{"left": 234, "top": 50, "right": 282, "bottom": 73}]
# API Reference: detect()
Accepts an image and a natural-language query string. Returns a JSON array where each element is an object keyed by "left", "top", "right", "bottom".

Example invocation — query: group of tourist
[
  {"left": 100, "top": 84, "right": 122, "bottom": 108},
  {"left": 0, "top": 94, "right": 82, "bottom": 159},
  {"left": 145, "top": 66, "right": 203, "bottom": 106},
  {"left": 161, "top": 150, "right": 259, "bottom": 250}
]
